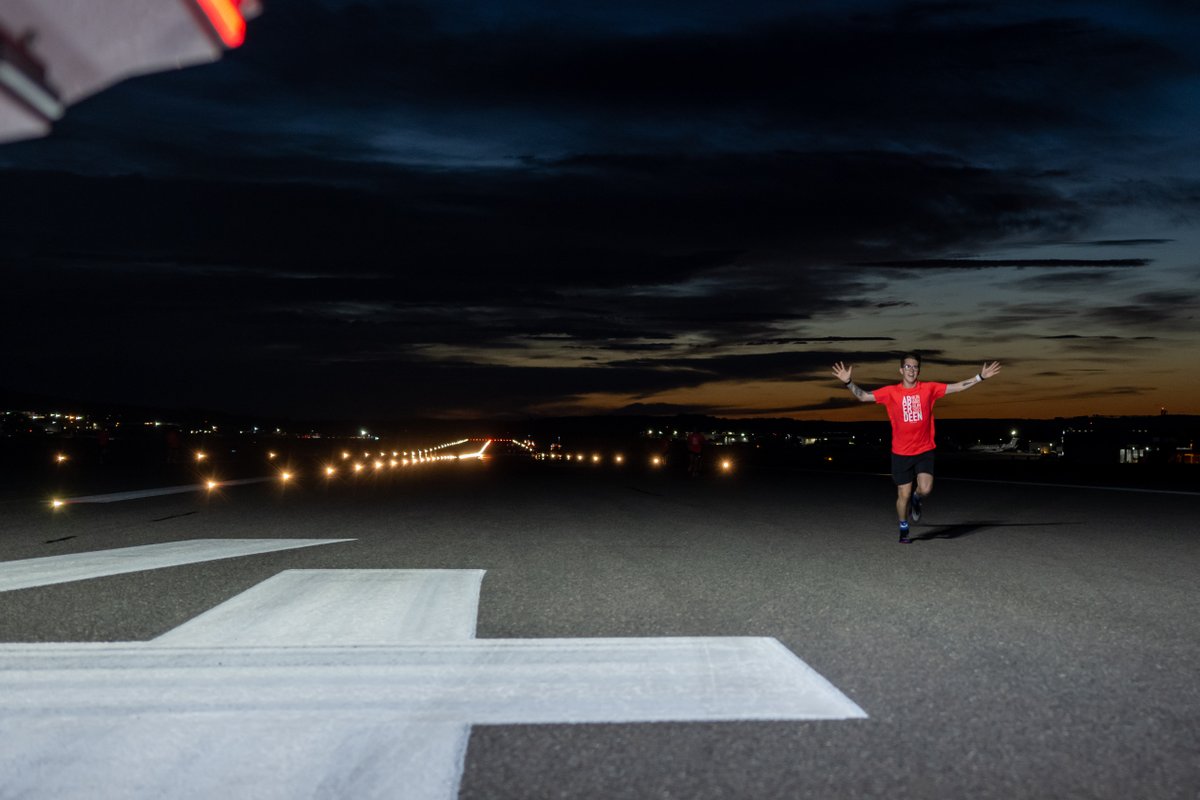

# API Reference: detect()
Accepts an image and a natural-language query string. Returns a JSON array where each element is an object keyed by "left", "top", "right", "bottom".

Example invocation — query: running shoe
[
  {"left": 909, "top": 491, "right": 923, "bottom": 523},
  {"left": 898, "top": 523, "right": 911, "bottom": 544}
]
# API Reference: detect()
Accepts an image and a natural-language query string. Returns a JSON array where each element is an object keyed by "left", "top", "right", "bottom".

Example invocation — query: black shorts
[{"left": 891, "top": 450, "right": 935, "bottom": 485}]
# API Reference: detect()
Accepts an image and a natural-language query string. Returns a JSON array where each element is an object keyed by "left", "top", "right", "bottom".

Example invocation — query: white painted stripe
[
  {"left": 155, "top": 569, "right": 486, "bottom": 645},
  {"left": 60, "top": 477, "right": 274, "bottom": 504},
  {"left": 150, "top": 569, "right": 484, "bottom": 797},
  {"left": 0, "top": 638, "right": 867, "bottom": 723},
  {"left": 0, "top": 717, "right": 469, "bottom": 800},
  {"left": 0, "top": 567, "right": 867, "bottom": 800},
  {"left": 0, "top": 539, "right": 353, "bottom": 592}
]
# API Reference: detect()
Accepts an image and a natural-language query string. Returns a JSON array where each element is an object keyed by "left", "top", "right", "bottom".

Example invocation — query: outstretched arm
[
  {"left": 945, "top": 361, "right": 1002, "bottom": 394},
  {"left": 832, "top": 361, "right": 875, "bottom": 402}
]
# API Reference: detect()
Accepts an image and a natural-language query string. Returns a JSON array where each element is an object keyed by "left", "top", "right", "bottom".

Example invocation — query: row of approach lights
[
  {"left": 48, "top": 440, "right": 730, "bottom": 509},
  {"left": 50, "top": 439, "right": 489, "bottom": 509},
  {"left": 544, "top": 452, "right": 734, "bottom": 472},
  {"left": 52, "top": 439, "right": 485, "bottom": 469},
  {"left": 54, "top": 440, "right": 729, "bottom": 473},
  {"left": 320, "top": 439, "right": 488, "bottom": 477}
]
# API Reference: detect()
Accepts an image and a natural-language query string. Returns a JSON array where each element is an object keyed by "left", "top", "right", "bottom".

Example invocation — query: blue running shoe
[
  {"left": 910, "top": 492, "right": 923, "bottom": 523},
  {"left": 898, "top": 522, "right": 911, "bottom": 544}
]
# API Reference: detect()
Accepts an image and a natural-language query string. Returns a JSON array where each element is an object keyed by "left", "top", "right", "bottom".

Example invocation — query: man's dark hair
[{"left": 900, "top": 352, "right": 922, "bottom": 366}]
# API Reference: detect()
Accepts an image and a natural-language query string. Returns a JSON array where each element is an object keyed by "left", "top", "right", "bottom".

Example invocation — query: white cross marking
[
  {"left": 0, "top": 566, "right": 866, "bottom": 799},
  {"left": 0, "top": 539, "right": 353, "bottom": 592}
]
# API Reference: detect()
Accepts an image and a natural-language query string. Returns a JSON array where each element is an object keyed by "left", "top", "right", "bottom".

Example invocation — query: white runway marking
[
  {"left": 0, "top": 539, "right": 353, "bottom": 592},
  {"left": 0, "top": 568, "right": 866, "bottom": 799},
  {"left": 58, "top": 477, "right": 273, "bottom": 504},
  {"left": 155, "top": 569, "right": 486, "bottom": 645},
  {"left": 0, "top": 716, "right": 468, "bottom": 800},
  {"left": 0, "top": 638, "right": 866, "bottom": 723}
]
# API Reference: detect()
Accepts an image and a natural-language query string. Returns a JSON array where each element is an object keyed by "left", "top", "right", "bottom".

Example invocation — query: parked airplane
[
  {"left": 969, "top": 435, "right": 1020, "bottom": 453},
  {"left": 0, "top": 0, "right": 260, "bottom": 143}
]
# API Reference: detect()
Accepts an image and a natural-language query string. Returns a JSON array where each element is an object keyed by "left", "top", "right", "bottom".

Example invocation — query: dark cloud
[
  {"left": 973, "top": 290, "right": 1198, "bottom": 339},
  {"left": 859, "top": 259, "right": 1150, "bottom": 268},
  {"left": 1032, "top": 334, "right": 1159, "bottom": 355},
  {"left": 1049, "top": 385, "right": 1156, "bottom": 399},
  {"left": 718, "top": 397, "right": 861, "bottom": 415},
  {"left": 611, "top": 402, "right": 715, "bottom": 416},
  {"left": 1010, "top": 271, "right": 1123, "bottom": 290},
  {"left": 1076, "top": 239, "right": 1174, "bottom": 247},
  {"left": 235, "top": 4, "right": 1192, "bottom": 146},
  {"left": 742, "top": 337, "right": 895, "bottom": 346},
  {"left": 1, "top": 148, "right": 1101, "bottom": 363},
  {"left": 1085, "top": 179, "right": 1200, "bottom": 218},
  {"left": 1, "top": 0, "right": 1197, "bottom": 418},
  {"left": 1082, "top": 291, "right": 1200, "bottom": 328},
  {"left": 8, "top": 0, "right": 1197, "bottom": 178},
  {"left": 610, "top": 350, "right": 848, "bottom": 382},
  {"left": 1039, "top": 335, "right": 1157, "bottom": 341}
]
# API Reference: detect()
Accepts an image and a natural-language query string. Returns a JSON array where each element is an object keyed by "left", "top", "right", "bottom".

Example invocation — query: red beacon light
[{"left": 193, "top": 0, "right": 260, "bottom": 49}]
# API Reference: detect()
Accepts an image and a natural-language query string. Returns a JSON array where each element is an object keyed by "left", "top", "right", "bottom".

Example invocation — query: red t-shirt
[{"left": 874, "top": 381, "right": 947, "bottom": 456}]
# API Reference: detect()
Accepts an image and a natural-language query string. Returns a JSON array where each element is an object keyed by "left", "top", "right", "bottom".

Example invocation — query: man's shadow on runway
[{"left": 910, "top": 521, "right": 1078, "bottom": 541}]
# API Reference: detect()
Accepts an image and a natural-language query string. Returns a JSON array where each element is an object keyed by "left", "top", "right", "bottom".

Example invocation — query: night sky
[{"left": 3, "top": 0, "right": 1198, "bottom": 422}]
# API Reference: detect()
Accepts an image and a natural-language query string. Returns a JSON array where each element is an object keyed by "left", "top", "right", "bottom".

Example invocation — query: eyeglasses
[{"left": 901, "top": 364, "right": 920, "bottom": 371}]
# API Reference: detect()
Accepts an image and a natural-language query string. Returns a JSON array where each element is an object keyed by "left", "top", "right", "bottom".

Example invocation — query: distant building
[{"left": 1061, "top": 417, "right": 1196, "bottom": 466}]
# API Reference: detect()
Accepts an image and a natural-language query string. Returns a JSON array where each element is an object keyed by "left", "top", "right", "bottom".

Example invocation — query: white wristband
[{"left": 975, "top": 373, "right": 983, "bottom": 382}]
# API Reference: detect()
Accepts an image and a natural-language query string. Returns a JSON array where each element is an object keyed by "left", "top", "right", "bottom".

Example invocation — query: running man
[{"left": 832, "top": 354, "right": 1002, "bottom": 543}]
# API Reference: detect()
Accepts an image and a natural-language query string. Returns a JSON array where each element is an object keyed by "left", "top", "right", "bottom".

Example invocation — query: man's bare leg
[
  {"left": 911, "top": 473, "right": 933, "bottom": 522},
  {"left": 896, "top": 482, "right": 913, "bottom": 522},
  {"left": 896, "top": 482, "right": 914, "bottom": 543}
]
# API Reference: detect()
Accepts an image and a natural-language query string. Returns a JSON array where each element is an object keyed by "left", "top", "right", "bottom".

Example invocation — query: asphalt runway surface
[{"left": 2, "top": 455, "right": 1198, "bottom": 799}]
